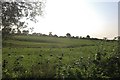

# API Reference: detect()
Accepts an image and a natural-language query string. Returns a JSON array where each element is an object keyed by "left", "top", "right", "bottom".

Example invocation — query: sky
[{"left": 27, "top": 0, "right": 119, "bottom": 39}]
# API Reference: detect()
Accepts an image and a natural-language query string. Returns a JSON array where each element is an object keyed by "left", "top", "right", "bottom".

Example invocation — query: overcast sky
[{"left": 27, "top": 0, "right": 119, "bottom": 39}]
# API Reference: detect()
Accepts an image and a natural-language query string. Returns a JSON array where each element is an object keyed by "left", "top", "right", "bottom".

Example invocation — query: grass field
[{"left": 2, "top": 35, "right": 119, "bottom": 79}]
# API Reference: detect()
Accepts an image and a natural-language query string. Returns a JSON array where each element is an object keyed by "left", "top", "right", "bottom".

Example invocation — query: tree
[
  {"left": 2, "top": 27, "right": 11, "bottom": 39},
  {"left": 75, "top": 36, "right": 79, "bottom": 39},
  {"left": 80, "top": 36, "right": 82, "bottom": 39},
  {"left": 1, "top": 1, "right": 45, "bottom": 39},
  {"left": 11, "top": 29, "right": 16, "bottom": 34},
  {"left": 86, "top": 35, "right": 90, "bottom": 39},
  {"left": 53, "top": 34, "right": 58, "bottom": 37},
  {"left": 66, "top": 33, "right": 71, "bottom": 38},
  {"left": 49, "top": 32, "right": 52, "bottom": 36},
  {"left": 22, "top": 30, "right": 29, "bottom": 35},
  {"left": 103, "top": 37, "right": 107, "bottom": 40},
  {"left": 17, "top": 29, "right": 21, "bottom": 35}
]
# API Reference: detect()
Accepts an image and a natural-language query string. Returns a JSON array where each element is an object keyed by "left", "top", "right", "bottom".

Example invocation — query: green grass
[
  {"left": 4, "top": 35, "right": 113, "bottom": 48},
  {"left": 2, "top": 35, "right": 117, "bottom": 78}
]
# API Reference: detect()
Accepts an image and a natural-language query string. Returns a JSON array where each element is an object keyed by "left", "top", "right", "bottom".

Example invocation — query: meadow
[{"left": 2, "top": 35, "right": 119, "bottom": 79}]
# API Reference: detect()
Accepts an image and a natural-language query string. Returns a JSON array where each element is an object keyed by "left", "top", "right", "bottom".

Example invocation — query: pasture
[{"left": 2, "top": 35, "right": 118, "bottom": 79}]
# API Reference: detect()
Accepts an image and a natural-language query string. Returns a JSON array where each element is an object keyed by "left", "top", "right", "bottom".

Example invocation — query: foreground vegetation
[{"left": 2, "top": 35, "right": 120, "bottom": 79}]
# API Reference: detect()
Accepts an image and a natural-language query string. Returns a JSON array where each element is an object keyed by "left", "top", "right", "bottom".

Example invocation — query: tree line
[{"left": 7, "top": 30, "right": 118, "bottom": 41}]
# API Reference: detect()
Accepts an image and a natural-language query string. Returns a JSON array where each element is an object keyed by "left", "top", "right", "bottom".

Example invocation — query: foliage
[
  {"left": 1, "top": 1, "right": 44, "bottom": 39},
  {"left": 86, "top": 35, "right": 90, "bottom": 39},
  {"left": 2, "top": 35, "right": 119, "bottom": 79},
  {"left": 66, "top": 33, "right": 71, "bottom": 38},
  {"left": 22, "top": 30, "right": 29, "bottom": 35}
]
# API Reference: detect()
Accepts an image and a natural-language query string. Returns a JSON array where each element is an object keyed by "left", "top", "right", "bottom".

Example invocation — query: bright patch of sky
[{"left": 27, "top": 0, "right": 118, "bottom": 39}]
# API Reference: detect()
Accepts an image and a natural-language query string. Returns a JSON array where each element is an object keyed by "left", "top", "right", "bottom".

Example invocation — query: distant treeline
[
  {"left": 10, "top": 30, "right": 118, "bottom": 41},
  {"left": 1, "top": 28, "right": 118, "bottom": 41}
]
